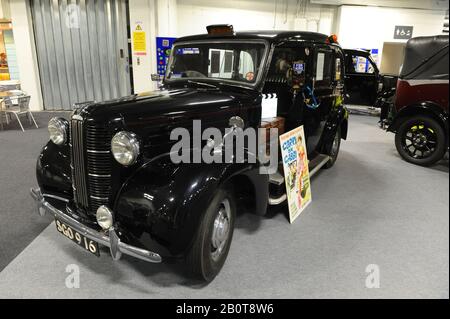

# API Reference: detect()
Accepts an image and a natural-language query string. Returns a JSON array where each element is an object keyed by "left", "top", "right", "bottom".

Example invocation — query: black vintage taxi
[{"left": 31, "top": 25, "right": 348, "bottom": 282}]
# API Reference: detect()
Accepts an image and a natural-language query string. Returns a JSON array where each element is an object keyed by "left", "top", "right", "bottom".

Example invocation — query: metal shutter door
[{"left": 30, "top": 0, "right": 131, "bottom": 110}]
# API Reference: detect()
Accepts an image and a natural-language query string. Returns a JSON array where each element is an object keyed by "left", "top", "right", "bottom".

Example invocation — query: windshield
[{"left": 165, "top": 41, "right": 267, "bottom": 86}]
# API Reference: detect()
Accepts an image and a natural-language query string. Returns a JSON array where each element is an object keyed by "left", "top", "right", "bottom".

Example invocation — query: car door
[
  {"left": 303, "top": 45, "right": 335, "bottom": 155},
  {"left": 344, "top": 51, "right": 379, "bottom": 105}
]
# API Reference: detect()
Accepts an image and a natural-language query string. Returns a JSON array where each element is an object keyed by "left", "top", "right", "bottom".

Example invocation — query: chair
[
  {"left": 0, "top": 98, "right": 12, "bottom": 130},
  {"left": 8, "top": 90, "right": 26, "bottom": 105},
  {"left": 4, "top": 96, "right": 38, "bottom": 132}
]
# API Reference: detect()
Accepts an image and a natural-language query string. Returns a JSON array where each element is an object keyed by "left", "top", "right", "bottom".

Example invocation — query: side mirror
[{"left": 151, "top": 74, "right": 161, "bottom": 82}]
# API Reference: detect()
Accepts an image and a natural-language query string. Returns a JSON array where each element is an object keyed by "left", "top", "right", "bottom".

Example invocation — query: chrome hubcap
[
  {"left": 211, "top": 199, "right": 231, "bottom": 261},
  {"left": 403, "top": 123, "right": 437, "bottom": 159},
  {"left": 412, "top": 133, "right": 427, "bottom": 147}
]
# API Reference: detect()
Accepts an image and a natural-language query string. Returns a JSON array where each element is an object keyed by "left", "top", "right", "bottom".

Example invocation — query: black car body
[{"left": 31, "top": 26, "right": 349, "bottom": 281}]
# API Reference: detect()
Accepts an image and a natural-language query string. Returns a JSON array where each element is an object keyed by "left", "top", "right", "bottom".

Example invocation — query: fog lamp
[{"left": 96, "top": 205, "right": 113, "bottom": 230}]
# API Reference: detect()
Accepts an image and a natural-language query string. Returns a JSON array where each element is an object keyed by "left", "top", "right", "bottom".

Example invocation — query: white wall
[
  {"left": 336, "top": 5, "right": 446, "bottom": 62},
  {"left": 128, "top": 0, "right": 179, "bottom": 93},
  {"left": 176, "top": 0, "right": 337, "bottom": 36},
  {"left": 8, "top": 0, "right": 42, "bottom": 111},
  {"left": 156, "top": 0, "right": 178, "bottom": 37}
]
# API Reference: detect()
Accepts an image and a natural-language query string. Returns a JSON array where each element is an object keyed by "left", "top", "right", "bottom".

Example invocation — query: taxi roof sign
[{"left": 206, "top": 24, "right": 235, "bottom": 36}]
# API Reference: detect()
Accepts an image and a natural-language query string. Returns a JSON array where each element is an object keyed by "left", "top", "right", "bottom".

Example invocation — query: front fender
[
  {"left": 36, "top": 141, "right": 72, "bottom": 199},
  {"left": 114, "top": 152, "right": 264, "bottom": 258}
]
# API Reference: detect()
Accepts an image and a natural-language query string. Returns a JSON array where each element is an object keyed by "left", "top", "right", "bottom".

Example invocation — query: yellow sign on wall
[{"left": 133, "top": 24, "right": 146, "bottom": 55}]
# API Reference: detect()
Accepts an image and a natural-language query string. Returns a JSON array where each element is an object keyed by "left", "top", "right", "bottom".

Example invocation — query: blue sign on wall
[
  {"left": 355, "top": 48, "right": 379, "bottom": 73},
  {"left": 156, "top": 37, "right": 177, "bottom": 76}
]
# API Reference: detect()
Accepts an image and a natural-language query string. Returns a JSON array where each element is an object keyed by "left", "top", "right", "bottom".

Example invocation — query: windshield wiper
[{"left": 186, "top": 80, "right": 220, "bottom": 90}]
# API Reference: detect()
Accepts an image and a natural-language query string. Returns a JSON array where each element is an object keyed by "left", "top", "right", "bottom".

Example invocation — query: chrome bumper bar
[{"left": 30, "top": 187, "right": 162, "bottom": 264}]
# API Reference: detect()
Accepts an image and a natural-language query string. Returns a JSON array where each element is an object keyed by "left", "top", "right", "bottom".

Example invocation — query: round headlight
[
  {"left": 96, "top": 205, "right": 113, "bottom": 230},
  {"left": 48, "top": 117, "right": 68, "bottom": 145},
  {"left": 111, "top": 131, "right": 140, "bottom": 166}
]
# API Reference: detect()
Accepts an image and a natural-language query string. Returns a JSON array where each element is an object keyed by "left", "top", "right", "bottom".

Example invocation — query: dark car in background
[
  {"left": 383, "top": 35, "right": 449, "bottom": 166},
  {"left": 343, "top": 49, "right": 381, "bottom": 106}
]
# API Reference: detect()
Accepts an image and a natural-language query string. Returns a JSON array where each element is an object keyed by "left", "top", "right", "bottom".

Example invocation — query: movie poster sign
[{"left": 279, "top": 126, "right": 312, "bottom": 223}]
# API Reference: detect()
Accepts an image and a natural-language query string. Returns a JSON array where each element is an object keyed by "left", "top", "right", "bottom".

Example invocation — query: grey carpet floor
[
  {"left": 0, "top": 114, "right": 448, "bottom": 298},
  {"left": 0, "top": 112, "right": 70, "bottom": 271}
]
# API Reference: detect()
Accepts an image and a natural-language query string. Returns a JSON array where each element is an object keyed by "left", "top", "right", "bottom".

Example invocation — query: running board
[
  {"left": 309, "top": 154, "right": 331, "bottom": 177},
  {"left": 268, "top": 154, "right": 331, "bottom": 205},
  {"left": 268, "top": 194, "right": 287, "bottom": 205},
  {"left": 269, "top": 172, "right": 284, "bottom": 185}
]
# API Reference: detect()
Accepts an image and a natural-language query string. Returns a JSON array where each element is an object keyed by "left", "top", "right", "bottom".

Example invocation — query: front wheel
[
  {"left": 324, "top": 126, "right": 341, "bottom": 169},
  {"left": 395, "top": 115, "right": 446, "bottom": 166},
  {"left": 186, "top": 187, "right": 236, "bottom": 282}
]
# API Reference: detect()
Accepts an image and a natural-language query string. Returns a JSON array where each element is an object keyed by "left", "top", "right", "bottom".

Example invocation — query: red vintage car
[{"left": 384, "top": 35, "right": 449, "bottom": 166}]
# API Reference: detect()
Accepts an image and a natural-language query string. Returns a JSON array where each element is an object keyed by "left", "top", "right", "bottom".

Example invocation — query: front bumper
[{"left": 30, "top": 187, "right": 162, "bottom": 264}]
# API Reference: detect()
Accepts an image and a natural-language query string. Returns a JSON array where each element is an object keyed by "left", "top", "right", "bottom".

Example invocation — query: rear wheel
[
  {"left": 186, "top": 187, "right": 236, "bottom": 282},
  {"left": 324, "top": 126, "right": 341, "bottom": 169},
  {"left": 395, "top": 116, "right": 446, "bottom": 166}
]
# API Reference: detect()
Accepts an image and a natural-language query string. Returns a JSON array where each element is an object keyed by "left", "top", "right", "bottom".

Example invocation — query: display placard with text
[{"left": 279, "top": 126, "right": 312, "bottom": 223}]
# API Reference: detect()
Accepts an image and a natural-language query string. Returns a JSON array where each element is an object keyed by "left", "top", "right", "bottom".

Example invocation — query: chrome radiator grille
[
  {"left": 70, "top": 118, "right": 112, "bottom": 215},
  {"left": 71, "top": 119, "right": 89, "bottom": 208},
  {"left": 85, "top": 122, "right": 112, "bottom": 214}
]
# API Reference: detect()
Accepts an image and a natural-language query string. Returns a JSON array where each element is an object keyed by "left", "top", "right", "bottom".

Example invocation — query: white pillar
[
  {"left": 9, "top": 0, "right": 43, "bottom": 111},
  {"left": 129, "top": 0, "right": 158, "bottom": 93},
  {"left": 0, "top": 0, "right": 11, "bottom": 18},
  {"left": 0, "top": 0, "right": 4, "bottom": 18},
  {"left": 156, "top": 0, "right": 177, "bottom": 37}
]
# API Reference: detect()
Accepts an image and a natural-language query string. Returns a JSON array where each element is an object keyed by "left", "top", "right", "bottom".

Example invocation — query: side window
[
  {"left": 351, "top": 55, "right": 375, "bottom": 74},
  {"left": 210, "top": 50, "right": 221, "bottom": 74},
  {"left": 266, "top": 48, "right": 293, "bottom": 83},
  {"left": 224, "top": 51, "right": 233, "bottom": 72},
  {"left": 239, "top": 51, "right": 255, "bottom": 78},
  {"left": 265, "top": 47, "right": 311, "bottom": 84},
  {"left": 315, "top": 50, "right": 333, "bottom": 86},
  {"left": 208, "top": 49, "right": 234, "bottom": 78}
]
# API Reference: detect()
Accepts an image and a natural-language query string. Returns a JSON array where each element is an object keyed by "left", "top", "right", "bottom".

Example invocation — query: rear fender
[
  {"left": 320, "top": 106, "right": 349, "bottom": 153},
  {"left": 388, "top": 102, "right": 449, "bottom": 142}
]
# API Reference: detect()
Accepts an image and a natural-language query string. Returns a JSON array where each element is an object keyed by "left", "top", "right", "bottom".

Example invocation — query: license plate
[{"left": 55, "top": 218, "right": 100, "bottom": 257}]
